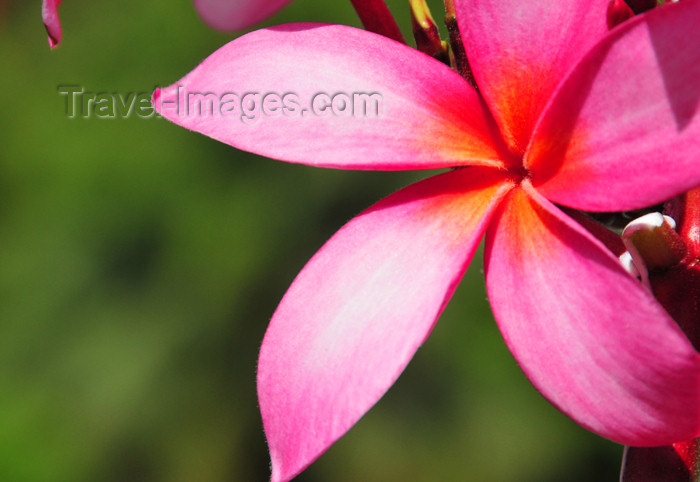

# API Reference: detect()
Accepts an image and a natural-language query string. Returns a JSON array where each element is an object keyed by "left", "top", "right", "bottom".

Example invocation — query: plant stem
[
  {"left": 443, "top": 0, "right": 475, "bottom": 86},
  {"left": 348, "top": 0, "right": 405, "bottom": 44}
]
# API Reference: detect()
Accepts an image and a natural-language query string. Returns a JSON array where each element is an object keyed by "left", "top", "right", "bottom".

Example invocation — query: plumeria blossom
[{"left": 153, "top": 0, "right": 700, "bottom": 480}]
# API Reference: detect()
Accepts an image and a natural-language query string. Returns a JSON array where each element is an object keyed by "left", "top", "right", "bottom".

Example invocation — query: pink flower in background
[
  {"left": 191, "top": 0, "right": 293, "bottom": 31},
  {"left": 153, "top": 1, "right": 700, "bottom": 480},
  {"left": 41, "top": 0, "right": 292, "bottom": 48}
]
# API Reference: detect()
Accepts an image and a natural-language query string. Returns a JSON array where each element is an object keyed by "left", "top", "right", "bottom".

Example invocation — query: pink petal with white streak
[
  {"left": 154, "top": 24, "right": 509, "bottom": 171},
  {"left": 259, "top": 168, "right": 513, "bottom": 482},
  {"left": 484, "top": 185, "right": 700, "bottom": 446}
]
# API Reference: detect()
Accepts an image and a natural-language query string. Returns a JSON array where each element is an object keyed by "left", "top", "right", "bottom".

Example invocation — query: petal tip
[
  {"left": 151, "top": 88, "right": 161, "bottom": 112},
  {"left": 47, "top": 33, "right": 60, "bottom": 49},
  {"left": 267, "top": 453, "right": 297, "bottom": 482},
  {"left": 42, "top": 0, "right": 62, "bottom": 49}
]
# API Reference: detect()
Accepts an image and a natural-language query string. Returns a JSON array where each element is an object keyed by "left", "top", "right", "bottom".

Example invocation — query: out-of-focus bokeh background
[{"left": 0, "top": 1, "right": 621, "bottom": 480}]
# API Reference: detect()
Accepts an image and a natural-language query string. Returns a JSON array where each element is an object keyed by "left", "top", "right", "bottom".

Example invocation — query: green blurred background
[{"left": 0, "top": 1, "right": 621, "bottom": 480}]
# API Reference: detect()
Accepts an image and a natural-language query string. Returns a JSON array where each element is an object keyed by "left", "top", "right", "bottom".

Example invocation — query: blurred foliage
[{"left": 0, "top": 0, "right": 620, "bottom": 480}]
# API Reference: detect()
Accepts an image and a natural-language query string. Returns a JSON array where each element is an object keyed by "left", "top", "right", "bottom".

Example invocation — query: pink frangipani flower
[{"left": 153, "top": 0, "right": 700, "bottom": 480}]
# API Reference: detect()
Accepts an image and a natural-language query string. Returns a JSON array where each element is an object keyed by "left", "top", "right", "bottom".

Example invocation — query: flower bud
[{"left": 410, "top": 0, "right": 449, "bottom": 65}]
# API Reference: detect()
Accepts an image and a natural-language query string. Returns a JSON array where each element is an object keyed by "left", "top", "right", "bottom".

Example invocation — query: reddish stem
[
  {"left": 677, "top": 188, "right": 700, "bottom": 259},
  {"left": 657, "top": 188, "right": 700, "bottom": 349},
  {"left": 349, "top": 0, "right": 406, "bottom": 44},
  {"left": 411, "top": 0, "right": 450, "bottom": 65},
  {"left": 443, "top": 0, "right": 476, "bottom": 87}
]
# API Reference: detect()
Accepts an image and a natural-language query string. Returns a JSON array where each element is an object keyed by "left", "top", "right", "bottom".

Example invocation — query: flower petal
[
  {"left": 154, "top": 24, "right": 508, "bottom": 170},
  {"left": 484, "top": 185, "right": 700, "bottom": 446},
  {"left": 42, "top": 0, "right": 63, "bottom": 48},
  {"left": 258, "top": 168, "right": 513, "bottom": 482},
  {"left": 527, "top": 0, "right": 700, "bottom": 211},
  {"left": 456, "top": 0, "right": 609, "bottom": 155},
  {"left": 191, "top": 0, "right": 292, "bottom": 31}
]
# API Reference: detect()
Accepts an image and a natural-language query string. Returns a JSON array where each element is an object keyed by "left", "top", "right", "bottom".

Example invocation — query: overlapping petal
[
  {"left": 42, "top": 0, "right": 63, "bottom": 48},
  {"left": 192, "top": 0, "right": 293, "bottom": 31},
  {"left": 154, "top": 24, "right": 510, "bottom": 171},
  {"left": 258, "top": 168, "right": 514, "bottom": 482},
  {"left": 456, "top": 0, "right": 609, "bottom": 155},
  {"left": 527, "top": 0, "right": 700, "bottom": 211},
  {"left": 484, "top": 185, "right": 700, "bottom": 446}
]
